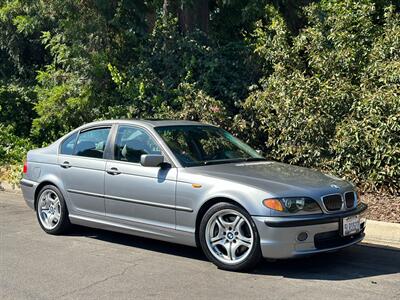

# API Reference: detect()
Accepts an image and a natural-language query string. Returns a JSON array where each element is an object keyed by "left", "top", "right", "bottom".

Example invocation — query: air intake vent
[
  {"left": 344, "top": 192, "right": 355, "bottom": 208},
  {"left": 322, "top": 194, "right": 342, "bottom": 211}
]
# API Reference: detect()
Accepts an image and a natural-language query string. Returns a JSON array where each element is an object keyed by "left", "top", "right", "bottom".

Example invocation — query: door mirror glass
[{"left": 140, "top": 154, "right": 164, "bottom": 167}]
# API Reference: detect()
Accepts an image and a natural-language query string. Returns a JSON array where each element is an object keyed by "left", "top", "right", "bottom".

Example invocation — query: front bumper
[{"left": 253, "top": 203, "right": 367, "bottom": 259}]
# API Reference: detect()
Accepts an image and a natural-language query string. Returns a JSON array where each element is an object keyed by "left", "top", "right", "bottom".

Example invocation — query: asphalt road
[{"left": 1, "top": 192, "right": 399, "bottom": 300}]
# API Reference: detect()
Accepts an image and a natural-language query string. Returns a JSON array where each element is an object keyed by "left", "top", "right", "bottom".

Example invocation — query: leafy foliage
[
  {"left": 107, "top": 18, "right": 256, "bottom": 129},
  {"left": 330, "top": 7, "right": 400, "bottom": 193},
  {"left": 0, "top": 124, "right": 32, "bottom": 164},
  {"left": 0, "top": 83, "right": 36, "bottom": 135},
  {"left": 239, "top": 1, "right": 400, "bottom": 193},
  {"left": 0, "top": 0, "right": 399, "bottom": 193}
]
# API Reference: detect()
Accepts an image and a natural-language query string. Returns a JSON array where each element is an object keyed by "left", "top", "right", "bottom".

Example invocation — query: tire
[
  {"left": 199, "top": 202, "right": 262, "bottom": 271},
  {"left": 35, "top": 185, "right": 71, "bottom": 235}
]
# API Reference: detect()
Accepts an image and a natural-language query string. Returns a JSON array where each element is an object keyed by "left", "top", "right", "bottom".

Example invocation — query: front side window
[
  {"left": 74, "top": 127, "right": 110, "bottom": 158},
  {"left": 114, "top": 126, "right": 161, "bottom": 163},
  {"left": 60, "top": 132, "right": 78, "bottom": 155},
  {"left": 155, "top": 125, "right": 264, "bottom": 167}
]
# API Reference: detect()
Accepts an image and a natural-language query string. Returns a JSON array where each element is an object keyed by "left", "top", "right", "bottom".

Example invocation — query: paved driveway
[{"left": 1, "top": 192, "right": 399, "bottom": 299}]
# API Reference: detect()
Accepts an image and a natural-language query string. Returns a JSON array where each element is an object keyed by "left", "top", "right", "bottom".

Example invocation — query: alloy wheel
[
  {"left": 205, "top": 209, "right": 254, "bottom": 265},
  {"left": 38, "top": 189, "right": 61, "bottom": 230}
]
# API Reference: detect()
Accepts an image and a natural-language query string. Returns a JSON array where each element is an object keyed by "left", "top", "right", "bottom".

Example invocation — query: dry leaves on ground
[{"left": 361, "top": 193, "right": 400, "bottom": 223}]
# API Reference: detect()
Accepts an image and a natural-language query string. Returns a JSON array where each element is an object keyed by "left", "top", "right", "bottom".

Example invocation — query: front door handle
[
  {"left": 60, "top": 161, "right": 71, "bottom": 168},
  {"left": 106, "top": 167, "right": 121, "bottom": 175}
]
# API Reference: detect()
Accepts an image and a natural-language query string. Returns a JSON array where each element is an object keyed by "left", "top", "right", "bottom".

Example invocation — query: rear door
[
  {"left": 58, "top": 126, "right": 111, "bottom": 216},
  {"left": 104, "top": 125, "right": 177, "bottom": 229}
]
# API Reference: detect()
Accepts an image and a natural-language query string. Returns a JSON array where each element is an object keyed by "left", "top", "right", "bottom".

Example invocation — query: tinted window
[
  {"left": 74, "top": 127, "right": 110, "bottom": 158},
  {"left": 60, "top": 132, "right": 77, "bottom": 155},
  {"left": 155, "top": 126, "right": 263, "bottom": 167},
  {"left": 114, "top": 126, "right": 161, "bottom": 163}
]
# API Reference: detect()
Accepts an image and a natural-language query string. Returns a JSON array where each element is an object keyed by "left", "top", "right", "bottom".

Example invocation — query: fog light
[{"left": 297, "top": 232, "right": 308, "bottom": 242}]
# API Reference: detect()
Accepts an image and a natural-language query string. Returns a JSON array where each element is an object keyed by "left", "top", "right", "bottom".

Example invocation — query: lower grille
[
  {"left": 344, "top": 192, "right": 355, "bottom": 208},
  {"left": 322, "top": 194, "right": 342, "bottom": 211},
  {"left": 314, "top": 228, "right": 365, "bottom": 250}
]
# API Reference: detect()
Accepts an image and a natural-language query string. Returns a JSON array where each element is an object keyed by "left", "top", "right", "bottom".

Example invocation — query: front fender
[{"left": 175, "top": 174, "right": 272, "bottom": 235}]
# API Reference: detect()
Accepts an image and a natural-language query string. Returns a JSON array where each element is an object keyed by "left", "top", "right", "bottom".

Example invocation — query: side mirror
[{"left": 140, "top": 154, "right": 165, "bottom": 167}]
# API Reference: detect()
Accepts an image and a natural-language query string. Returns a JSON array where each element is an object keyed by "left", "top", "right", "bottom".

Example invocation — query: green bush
[
  {"left": 0, "top": 0, "right": 398, "bottom": 194},
  {"left": 330, "top": 7, "right": 400, "bottom": 194},
  {"left": 0, "top": 124, "right": 33, "bottom": 164},
  {"left": 0, "top": 83, "right": 36, "bottom": 136},
  {"left": 0, "top": 124, "right": 33, "bottom": 185},
  {"left": 331, "top": 92, "right": 399, "bottom": 194},
  {"left": 238, "top": 1, "right": 400, "bottom": 193},
  {"left": 107, "top": 18, "right": 257, "bottom": 130}
]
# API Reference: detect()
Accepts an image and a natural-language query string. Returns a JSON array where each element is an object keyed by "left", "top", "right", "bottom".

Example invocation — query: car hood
[{"left": 188, "top": 161, "right": 353, "bottom": 196}]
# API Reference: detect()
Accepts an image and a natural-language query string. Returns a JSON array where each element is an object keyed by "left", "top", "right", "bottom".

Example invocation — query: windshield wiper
[
  {"left": 201, "top": 158, "right": 244, "bottom": 166},
  {"left": 243, "top": 157, "right": 268, "bottom": 162},
  {"left": 200, "top": 157, "right": 267, "bottom": 166}
]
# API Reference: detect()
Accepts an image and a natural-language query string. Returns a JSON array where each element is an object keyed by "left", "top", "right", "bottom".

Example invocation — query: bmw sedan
[{"left": 20, "top": 120, "right": 367, "bottom": 271}]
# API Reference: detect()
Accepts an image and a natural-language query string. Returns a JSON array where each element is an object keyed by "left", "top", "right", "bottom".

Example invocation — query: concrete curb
[
  {"left": 362, "top": 220, "right": 400, "bottom": 249},
  {"left": 0, "top": 185, "right": 399, "bottom": 249}
]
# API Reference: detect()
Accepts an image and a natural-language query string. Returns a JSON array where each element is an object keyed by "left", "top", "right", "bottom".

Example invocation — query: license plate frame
[{"left": 341, "top": 214, "right": 361, "bottom": 237}]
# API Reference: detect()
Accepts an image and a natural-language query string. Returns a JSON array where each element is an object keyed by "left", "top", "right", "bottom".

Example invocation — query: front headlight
[{"left": 263, "top": 197, "right": 322, "bottom": 214}]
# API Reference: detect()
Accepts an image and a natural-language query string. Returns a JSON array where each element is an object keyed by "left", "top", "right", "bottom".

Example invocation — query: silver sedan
[{"left": 20, "top": 120, "right": 367, "bottom": 271}]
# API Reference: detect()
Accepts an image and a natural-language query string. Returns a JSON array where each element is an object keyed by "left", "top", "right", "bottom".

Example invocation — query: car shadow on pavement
[
  {"left": 253, "top": 245, "right": 400, "bottom": 280},
  {"left": 68, "top": 225, "right": 400, "bottom": 281}
]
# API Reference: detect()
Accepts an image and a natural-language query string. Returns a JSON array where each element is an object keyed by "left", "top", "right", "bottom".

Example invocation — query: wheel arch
[
  {"left": 195, "top": 197, "right": 248, "bottom": 247},
  {"left": 34, "top": 180, "right": 65, "bottom": 211}
]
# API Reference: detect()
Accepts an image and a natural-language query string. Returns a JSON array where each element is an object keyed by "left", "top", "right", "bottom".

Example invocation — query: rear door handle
[
  {"left": 106, "top": 167, "right": 121, "bottom": 175},
  {"left": 60, "top": 161, "right": 71, "bottom": 168}
]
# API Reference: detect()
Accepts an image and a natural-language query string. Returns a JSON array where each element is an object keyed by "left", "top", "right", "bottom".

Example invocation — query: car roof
[
  {"left": 135, "top": 119, "right": 208, "bottom": 127},
  {"left": 80, "top": 119, "right": 213, "bottom": 129}
]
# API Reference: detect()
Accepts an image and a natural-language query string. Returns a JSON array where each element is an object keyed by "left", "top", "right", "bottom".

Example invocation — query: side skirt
[{"left": 69, "top": 214, "right": 197, "bottom": 247}]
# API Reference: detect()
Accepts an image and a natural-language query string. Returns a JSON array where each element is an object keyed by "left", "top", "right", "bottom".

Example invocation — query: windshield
[{"left": 155, "top": 125, "right": 264, "bottom": 167}]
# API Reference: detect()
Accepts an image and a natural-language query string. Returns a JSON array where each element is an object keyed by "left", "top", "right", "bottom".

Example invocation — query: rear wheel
[
  {"left": 36, "top": 185, "right": 71, "bottom": 234},
  {"left": 199, "top": 202, "right": 262, "bottom": 271}
]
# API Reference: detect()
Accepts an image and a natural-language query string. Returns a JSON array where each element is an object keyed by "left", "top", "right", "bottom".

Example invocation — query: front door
[
  {"left": 104, "top": 125, "right": 177, "bottom": 229},
  {"left": 58, "top": 126, "right": 111, "bottom": 216}
]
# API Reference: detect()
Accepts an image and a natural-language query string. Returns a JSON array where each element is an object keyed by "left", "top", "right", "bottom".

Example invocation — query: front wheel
[{"left": 199, "top": 202, "right": 262, "bottom": 271}]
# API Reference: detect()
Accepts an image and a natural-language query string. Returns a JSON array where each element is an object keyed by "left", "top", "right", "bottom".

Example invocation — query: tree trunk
[
  {"left": 163, "top": 0, "right": 179, "bottom": 18},
  {"left": 163, "top": 0, "right": 209, "bottom": 34},
  {"left": 180, "top": 0, "right": 209, "bottom": 33},
  {"left": 146, "top": 10, "right": 156, "bottom": 32}
]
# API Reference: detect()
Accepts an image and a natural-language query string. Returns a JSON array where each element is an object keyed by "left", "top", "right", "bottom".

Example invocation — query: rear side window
[
  {"left": 74, "top": 127, "right": 110, "bottom": 159},
  {"left": 60, "top": 132, "right": 77, "bottom": 155}
]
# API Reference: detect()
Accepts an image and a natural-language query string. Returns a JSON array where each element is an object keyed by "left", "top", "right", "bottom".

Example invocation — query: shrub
[
  {"left": 330, "top": 7, "right": 400, "bottom": 194},
  {"left": 238, "top": 1, "right": 400, "bottom": 193},
  {"left": 0, "top": 124, "right": 33, "bottom": 185},
  {"left": 0, "top": 124, "right": 32, "bottom": 164},
  {"left": 0, "top": 83, "right": 36, "bottom": 136},
  {"left": 107, "top": 18, "right": 258, "bottom": 130}
]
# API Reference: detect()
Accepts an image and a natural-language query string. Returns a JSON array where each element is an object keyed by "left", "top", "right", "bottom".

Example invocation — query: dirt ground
[{"left": 361, "top": 193, "right": 400, "bottom": 223}]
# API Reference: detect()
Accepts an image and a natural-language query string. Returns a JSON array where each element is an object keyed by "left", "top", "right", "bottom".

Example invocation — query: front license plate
[{"left": 341, "top": 215, "right": 361, "bottom": 236}]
